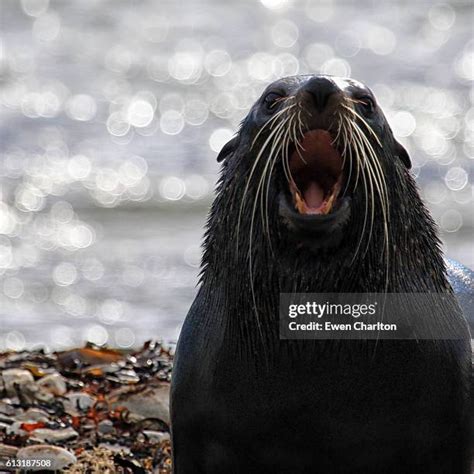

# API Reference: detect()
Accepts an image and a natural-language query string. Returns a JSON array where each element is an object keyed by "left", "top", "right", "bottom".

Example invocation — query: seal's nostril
[{"left": 302, "top": 77, "right": 339, "bottom": 113}]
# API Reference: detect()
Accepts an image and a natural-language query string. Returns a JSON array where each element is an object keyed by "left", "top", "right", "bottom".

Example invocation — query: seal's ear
[
  {"left": 395, "top": 139, "right": 411, "bottom": 169},
  {"left": 216, "top": 135, "right": 239, "bottom": 163}
]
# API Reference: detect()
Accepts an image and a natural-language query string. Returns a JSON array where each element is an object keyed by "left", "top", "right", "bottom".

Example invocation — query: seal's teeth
[
  {"left": 291, "top": 178, "right": 342, "bottom": 216},
  {"left": 294, "top": 189, "right": 307, "bottom": 214},
  {"left": 322, "top": 180, "right": 342, "bottom": 215}
]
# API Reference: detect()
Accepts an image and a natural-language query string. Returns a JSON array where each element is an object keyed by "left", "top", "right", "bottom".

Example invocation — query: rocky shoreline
[{"left": 0, "top": 341, "right": 173, "bottom": 473}]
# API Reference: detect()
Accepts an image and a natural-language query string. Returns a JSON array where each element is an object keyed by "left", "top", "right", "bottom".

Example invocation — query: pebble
[
  {"left": 23, "top": 383, "right": 54, "bottom": 403},
  {"left": 31, "top": 427, "right": 79, "bottom": 443},
  {"left": 98, "top": 419, "right": 114, "bottom": 434},
  {"left": 0, "top": 443, "right": 19, "bottom": 458},
  {"left": 64, "top": 392, "right": 96, "bottom": 413},
  {"left": 0, "top": 413, "right": 14, "bottom": 425},
  {"left": 15, "top": 408, "right": 50, "bottom": 422},
  {"left": 36, "top": 372, "right": 67, "bottom": 396},
  {"left": 143, "top": 430, "right": 170, "bottom": 443},
  {"left": 1, "top": 369, "right": 34, "bottom": 396},
  {"left": 0, "top": 401, "right": 16, "bottom": 416},
  {"left": 6, "top": 421, "right": 28, "bottom": 436},
  {"left": 16, "top": 445, "right": 76, "bottom": 471},
  {"left": 111, "top": 383, "right": 170, "bottom": 424}
]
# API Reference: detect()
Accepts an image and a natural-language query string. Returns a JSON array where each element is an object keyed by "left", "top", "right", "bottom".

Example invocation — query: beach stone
[
  {"left": 0, "top": 401, "right": 16, "bottom": 416},
  {"left": 23, "top": 383, "right": 54, "bottom": 403},
  {"left": 0, "top": 443, "right": 19, "bottom": 458},
  {"left": 36, "top": 372, "right": 67, "bottom": 396},
  {"left": 0, "top": 413, "right": 14, "bottom": 425},
  {"left": 64, "top": 392, "right": 96, "bottom": 413},
  {"left": 31, "top": 427, "right": 79, "bottom": 443},
  {"left": 98, "top": 419, "right": 114, "bottom": 434},
  {"left": 110, "top": 382, "right": 170, "bottom": 424},
  {"left": 17, "top": 445, "right": 76, "bottom": 471},
  {"left": 1, "top": 369, "right": 34, "bottom": 396},
  {"left": 15, "top": 408, "right": 50, "bottom": 422},
  {"left": 6, "top": 421, "right": 28, "bottom": 436},
  {"left": 143, "top": 430, "right": 170, "bottom": 443}
]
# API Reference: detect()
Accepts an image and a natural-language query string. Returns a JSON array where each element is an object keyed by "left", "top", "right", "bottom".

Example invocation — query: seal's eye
[
  {"left": 358, "top": 96, "right": 376, "bottom": 116},
  {"left": 263, "top": 91, "right": 284, "bottom": 111}
]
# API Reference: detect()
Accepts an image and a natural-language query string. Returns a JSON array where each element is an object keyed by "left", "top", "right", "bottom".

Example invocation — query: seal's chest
[{"left": 194, "top": 341, "right": 464, "bottom": 473}]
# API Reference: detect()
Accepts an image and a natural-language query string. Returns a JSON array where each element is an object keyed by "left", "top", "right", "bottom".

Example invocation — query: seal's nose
[{"left": 302, "top": 77, "right": 339, "bottom": 113}]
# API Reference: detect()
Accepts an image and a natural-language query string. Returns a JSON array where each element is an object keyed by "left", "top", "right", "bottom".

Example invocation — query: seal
[{"left": 171, "top": 75, "right": 472, "bottom": 473}]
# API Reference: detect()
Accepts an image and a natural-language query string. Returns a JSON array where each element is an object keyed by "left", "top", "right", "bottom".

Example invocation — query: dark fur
[{"left": 171, "top": 75, "right": 471, "bottom": 473}]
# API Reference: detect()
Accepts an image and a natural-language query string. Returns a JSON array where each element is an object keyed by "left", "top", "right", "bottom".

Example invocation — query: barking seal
[{"left": 171, "top": 75, "right": 472, "bottom": 474}]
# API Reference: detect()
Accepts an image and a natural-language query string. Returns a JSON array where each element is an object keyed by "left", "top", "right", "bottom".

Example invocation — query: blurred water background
[{"left": 0, "top": 0, "right": 473, "bottom": 350}]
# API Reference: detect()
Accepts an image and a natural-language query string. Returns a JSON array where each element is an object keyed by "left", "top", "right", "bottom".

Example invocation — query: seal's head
[{"left": 216, "top": 75, "right": 412, "bottom": 253}]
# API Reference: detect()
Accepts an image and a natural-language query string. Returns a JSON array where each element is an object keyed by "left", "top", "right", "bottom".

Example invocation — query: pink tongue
[{"left": 303, "top": 182, "right": 324, "bottom": 209}]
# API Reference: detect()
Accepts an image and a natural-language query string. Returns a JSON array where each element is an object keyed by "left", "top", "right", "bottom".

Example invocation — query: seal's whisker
[
  {"left": 248, "top": 113, "right": 294, "bottom": 342},
  {"left": 284, "top": 109, "right": 306, "bottom": 167},
  {"left": 258, "top": 160, "right": 274, "bottom": 250},
  {"left": 353, "top": 122, "right": 388, "bottom": 210},
  {"left": 263, "top": 144, "right": 281, "bottom": 244},
  {"left": 281, "top": 122, "right": 295, "bottom": 188},
  {"left": 251, "top": 104, "right": 294, "bottom": 144},
  {"left": 248, "top": 197, "right": 265, "bottom": 349},
  {"left": 365, "top": 141, "right": 389, "bottom": 217},
  {"left": 349, "top": 121, "right": 390, "bottom": 286},
  {"left": 292, "top": 111, "right": 305, "bottom": 153},
  {"left": 259, "top": 106, "right": 297, "bottom": 252},
  {"left": 359, "top": 142, "right": 391, "bottom": 292},
  {"left": 339, "top": 103, "right": 371, "bottom": 197},
  {"left": 349, "top": 112, "right": 391, "bottom": 291},
  {"left": 332, "top": 111, "right": 345, "bottom": 145},
  {"left": 251, "top": 104, "right": 295, "bottom": 150},
  {"left": 297, "top": 108, "right": 305, "bottom": 140},
  {"left": 336, "top": 112, "right": 352, "bottom": 180},
  {"left": 258, "top": 155, "right": 274, "bottom": 239},
  {"left": 264, "top": 119, "right": 294, "bottom": 241},
  {"left": 350, "top": 129, "right": 372, "bottom": 264},
  {"left": 241, "top": 115, "right": 290, "bottom": 213},
  {"left": 345, "top": 97, "right": 364, "bottom": 105},
  {"left": 342, "top": 104, "right": 383, "bottom": 148},
  {"left": 281, "top": 115, "right": 294, "bottom": 188},
  {"left": 352, "top": 126, "right": 380, "bottom": 209},
  {"left": 343, "top": 115, "right": 361, "bottom": 194},
  {"left": 260, "top": 119, "right": 290, "bottom": 242},
  {"left": 237, "top": 115, "right": 291, "bottom": 255},
  {"left": 344, "top": 148, "right": 354, "bottom": 198},
  {"left": 334, "top": 112, "right": 348, "bottom": 191},
  {"left": 341, "top": 111, "right": 375, "bottom": 262},
  {"left": 351, "top": 120, "right": 390, "bottom": 221},
  {"left": 294, "top": 109, "right": 308, "bottom": 165},
  {"left": 293, "top": 122, "right": 307, "bottom": 164}
]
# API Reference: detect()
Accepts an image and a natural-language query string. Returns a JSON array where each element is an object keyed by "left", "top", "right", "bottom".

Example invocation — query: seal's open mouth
[
  {"left": 279, "top": 128, "right": 351, "bottom": 250},
  {"left": 289, "top": 130, "right": 344, "bottom": 215}
]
